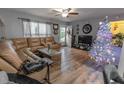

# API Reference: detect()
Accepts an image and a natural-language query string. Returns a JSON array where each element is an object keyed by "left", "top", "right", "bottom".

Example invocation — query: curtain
[
  {"left": 30, "top": 22, "right": 39, "bottom": 37},
  {"left": 46, "top": 23, "right": 52, "bottom": 36},
  {"left": 39, "top": 23, "right": 46, "bottom": 37},
  {"left": 22, "top": 20, "right": 52, "bottom": 37},
  {"left": 23, "top": 21, "right": 31, "bottom": 37}
]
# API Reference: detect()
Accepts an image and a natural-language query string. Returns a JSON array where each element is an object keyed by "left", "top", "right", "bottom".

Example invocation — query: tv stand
[{"left": 72, "top": 43, "right": 91, "bottom": 51}]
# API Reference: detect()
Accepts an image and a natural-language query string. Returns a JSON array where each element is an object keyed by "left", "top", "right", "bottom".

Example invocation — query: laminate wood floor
[{"left": 49, "top": 47, "right": 104, "bottom": 84}]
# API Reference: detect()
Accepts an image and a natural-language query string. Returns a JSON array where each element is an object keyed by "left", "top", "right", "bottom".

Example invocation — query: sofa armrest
[
  {"left": 41, "top": 42, "right": 47, "bottom": 47},
  {"left": 54, "top": 41, "right": 61, "bottom": 46}
]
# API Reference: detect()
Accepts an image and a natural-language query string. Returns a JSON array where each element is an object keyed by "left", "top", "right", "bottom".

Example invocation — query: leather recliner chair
[
  {"left": 45, "top": 37, "right": 61, "bottom": 51},
  {"left": 12, "top": 38, "right": 29, "bottom": 61},
  {"left": 12, "top": 36, "right": 61, "bottom": 52},
  {"left": 0, "top": 40, "right": 48, "bottom": 82},
  {"left": 27, "top": 37, "right": 45, "bottom": 52}
]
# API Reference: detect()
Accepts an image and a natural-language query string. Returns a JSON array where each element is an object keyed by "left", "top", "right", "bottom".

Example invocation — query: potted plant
[{"left": 114, "top": 33, "right": 124, "bottom": 47}]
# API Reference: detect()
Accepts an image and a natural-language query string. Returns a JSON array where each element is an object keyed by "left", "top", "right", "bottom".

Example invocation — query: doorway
[
  {"left": 66, "top": 26, "right": 72, "bottom": 47},
  {"left": 59, "top": 26, "right": 66, "bottom": 46}
]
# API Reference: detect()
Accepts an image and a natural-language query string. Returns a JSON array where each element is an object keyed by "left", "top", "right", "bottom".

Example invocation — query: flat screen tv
[{"left": 78, "top": 35, "right": 92, "bottom": 46}]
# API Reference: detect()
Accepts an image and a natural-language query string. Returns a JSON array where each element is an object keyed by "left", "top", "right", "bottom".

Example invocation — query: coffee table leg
[
  {"left": 47, "top": 64, "right": 50, "bottom": 82},
  {"left": 44, "top": 64, "right": 51, "bottom": 84}
]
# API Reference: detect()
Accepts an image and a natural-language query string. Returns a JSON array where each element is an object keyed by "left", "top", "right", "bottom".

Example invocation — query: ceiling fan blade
[
  {"left": 51, "top": 9, "right": 62, "bottom": 13},
  {"left": 55, "top": 13, "right": 61, "bottom": 16},
  {"left": 69, "top": 12, "right": 79, "bottom": 15}
]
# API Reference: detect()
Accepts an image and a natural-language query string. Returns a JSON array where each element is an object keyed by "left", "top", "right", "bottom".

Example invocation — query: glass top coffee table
[{"left": 38, "top": 48, "right": 61, "bottom": 63}]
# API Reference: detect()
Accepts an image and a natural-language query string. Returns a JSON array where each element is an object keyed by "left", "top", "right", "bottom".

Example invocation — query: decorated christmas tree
[{"left": 90, "top": 16, "right": 115, "bottom": 66}]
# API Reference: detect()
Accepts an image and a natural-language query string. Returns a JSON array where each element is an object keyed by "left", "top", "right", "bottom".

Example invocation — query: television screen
[{"left": 78, "top": 35, "right": 92, "bottom": 46}]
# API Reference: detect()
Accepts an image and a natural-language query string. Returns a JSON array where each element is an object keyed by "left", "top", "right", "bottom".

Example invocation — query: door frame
[{"left": 59, "top": 25, "right": 67, "bottom": 46}]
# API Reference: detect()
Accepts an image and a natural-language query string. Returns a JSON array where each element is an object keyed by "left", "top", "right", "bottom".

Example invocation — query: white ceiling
[{"left": 10, "top": 8, "right": 124, "bottom": 22}]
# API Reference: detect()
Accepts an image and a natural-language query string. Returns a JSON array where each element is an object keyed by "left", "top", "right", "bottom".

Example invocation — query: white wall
[
  {"left": 70, "top": 19, "right": 100, "bottom": 43},
  {"left": 0, "top": 9, "right": 66, "bottom": 42}
]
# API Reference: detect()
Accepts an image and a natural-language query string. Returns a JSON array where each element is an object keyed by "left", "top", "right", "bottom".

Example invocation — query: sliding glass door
[{"left": 59, "top": 26, "right": 66, "bottom": 46}]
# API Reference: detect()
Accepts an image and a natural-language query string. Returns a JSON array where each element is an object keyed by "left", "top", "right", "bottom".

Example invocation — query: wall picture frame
[
  {"left": 53, "top": 24, "right": 59, "bottom": 34},
  {"left": 82, "top": 24, "right": 92, "bottom": 34},
  {"left": 53, "top": 24, "right": 59, "bottom": 30},
  {"left": 76, "top": 24, "right": 79, "bottom": 34}
]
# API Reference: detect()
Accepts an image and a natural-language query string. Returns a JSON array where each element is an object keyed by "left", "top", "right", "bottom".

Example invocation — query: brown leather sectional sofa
[
  {"left": 12, "top": 37, "right": 61, "bottom": 61},
  {"left": 0, "top": 37, "right": 61, "bottom": 82},
  {"left": 12, "top": 37, "right": 61, "bottom": 52},
  {"left": 0, "top": 41, "right": 47, "bottom": 82}
]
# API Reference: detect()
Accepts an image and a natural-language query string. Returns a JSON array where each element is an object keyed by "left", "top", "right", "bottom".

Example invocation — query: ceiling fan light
[{"left": 62, "top": 13, "right": 68, "bottom": 18}]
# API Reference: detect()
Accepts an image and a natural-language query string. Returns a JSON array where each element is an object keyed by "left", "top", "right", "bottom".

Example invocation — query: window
[
  {"left": 23, "top": 20, "right": 52, "bottom": 37},
  {"left": 23, "top": 21, "right": 30, "bottom": 37},
  {"left": 59, "top": 26, "right": 66, "bottom": 46},
  {"left": 30, "top": 22, "right": 39, "bottom": 37},
  {"left": 39, "top": 23, "right": 52, "bottom": 37},
  {"left": 46, "top": 24, "right": 52, "bottom": 36},
  {"left": 39, "top": 23, "right": 46, "bottom": 37}
]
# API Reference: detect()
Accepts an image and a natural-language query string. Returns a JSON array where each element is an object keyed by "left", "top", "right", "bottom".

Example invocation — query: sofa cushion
[
  {"left": 28, "top": 38, "right": 41, "bottom": 47},
  {"left": 31, "top": 46, "right": 44, "bottom": 52},
  {"left": 0, "top": 41, "right": 23, "bottom": 70},
  {"left": 17, "top": 48, "right": 35, "bottom": 62},
  {"left": 40, "top": 37, "right": 46, "bottom": 47},
  {"left": 27, "top": 38, "right": 45, "bottom": 52},
  {"left": 12, "top": 38, "right": 28, "bottom": 50},
  {"left": 23, "top": 48, "right": 41, "bottom": 61},
  {"left": 51, "top": 43, "right": 61, "bottom": 51},
  {"left": 0, "top": 58, "right": 17, "bottom": 73},
  {"left": 45, "top": 37, "right": 54, "bottom": 45},
  {"left": 0, "top": 49, "right": 23, "bottom": 70}
]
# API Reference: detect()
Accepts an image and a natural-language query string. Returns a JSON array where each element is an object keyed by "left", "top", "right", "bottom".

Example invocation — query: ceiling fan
[{"left": 51, "top": 8, "right": 79, "bottom": 18}]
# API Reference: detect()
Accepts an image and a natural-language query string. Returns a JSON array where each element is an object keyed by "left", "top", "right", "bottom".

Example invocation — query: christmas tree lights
[{"left": 90, "top": 16, "right": 115, "bottom": 66}]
